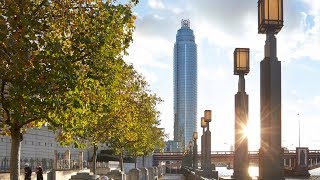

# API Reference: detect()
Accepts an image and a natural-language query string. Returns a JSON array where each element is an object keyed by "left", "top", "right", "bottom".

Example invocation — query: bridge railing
[
  {"left": 153, "top": 150, "right": 320, "bottom": 157},
  {"left": 153, "top": 152, "right": 184, "bottom": 156},
  {"left": 211, "top": 151, "right": 234, "bottom": 155},
  {"left": 309, "top": 150, "right": 320, "bottom": 153}
]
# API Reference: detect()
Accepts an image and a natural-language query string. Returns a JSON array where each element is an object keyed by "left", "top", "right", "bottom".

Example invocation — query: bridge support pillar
[{"left": 293, "top": 147, "right": 310, "bottom": 177}]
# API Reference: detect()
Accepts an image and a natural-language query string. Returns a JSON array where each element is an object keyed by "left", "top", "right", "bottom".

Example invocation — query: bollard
[
  {"left": 127, "top": 168, "right": 141, "bottom": 180},
  {"left": 139, "top": 167, "right": 149, "bottom": 180},
  {"left": 107, "top": 169, "right": 126, "bottom": 180},
  {"left": 147, "top": 167, "right": 155, "bottom": 180},
  {"left": 153, "top": 167, "right": 158, "bottom": 180},
  {"left": 156, "top": 166, "right": 161, "bottom": 177}
]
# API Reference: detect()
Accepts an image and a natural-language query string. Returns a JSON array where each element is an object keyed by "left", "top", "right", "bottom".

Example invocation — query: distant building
[
  {"left": 165, "top": 140, "right": 181, "bottom": 152},
  {"left": 0, "top": 126, "right": 91, "bottom": 170},
  {"left": 173, "top": 19, "right": 197, "bottom": 151}
]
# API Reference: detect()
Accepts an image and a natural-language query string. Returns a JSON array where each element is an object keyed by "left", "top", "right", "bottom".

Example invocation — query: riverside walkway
[{"left": 159, "top": 174, "right": 185, "bottom": 180}]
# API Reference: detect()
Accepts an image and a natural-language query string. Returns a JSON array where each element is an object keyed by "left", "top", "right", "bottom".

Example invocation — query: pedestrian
[
  {"left": 36, "top": 165, "right": 44, "bottom": 180},
  {"left": 24, "top": 163, "right": 32, "bottom": 180},
  {"left": 100, "top": 176, "right": 109, "bottom": 180}
]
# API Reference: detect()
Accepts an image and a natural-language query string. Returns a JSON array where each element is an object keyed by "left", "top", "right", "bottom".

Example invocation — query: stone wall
[{"left": 0, "top": 169, "right": 90, "bottom": 180}]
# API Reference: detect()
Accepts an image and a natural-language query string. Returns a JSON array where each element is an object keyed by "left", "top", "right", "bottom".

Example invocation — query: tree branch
[
  {"left": 21, "top": 117, "right": 41, "bottom": 127},
  {"left": 0, "top": 80, "right": 12, "bottom": 126}
]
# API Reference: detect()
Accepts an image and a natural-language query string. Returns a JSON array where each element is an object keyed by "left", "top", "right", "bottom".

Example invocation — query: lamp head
[
  {"left": 204, "top": 110, "right": 212, "bottom": 122},
  {"left": 234, "top": 48, "right": 250, "bottom": 75},
  {"left": 193, "top": 132, "right": 198, "bottom": 140},
  {"left": 258, "top": 0, "right": 284, "bottom": 34},
  {"left": 201, "top": 117, "right": 207, "bottom": 128}
]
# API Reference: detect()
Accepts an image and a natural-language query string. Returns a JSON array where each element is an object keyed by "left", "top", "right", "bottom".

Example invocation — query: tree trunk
[
  {"left": 93, "top": 145, "right": 98, "bottom": 174},
  {"left": 120, "top": 149, "right": 124, "bottom": 172},
  {"left": 134, "top": 157, "right": 137, "bottom": 168},
  {"left": 10, "top": 127, "right": 21, "bottom": 180},
  {"left": 142, "top": 155, "right": 145, "bottom": 167}
]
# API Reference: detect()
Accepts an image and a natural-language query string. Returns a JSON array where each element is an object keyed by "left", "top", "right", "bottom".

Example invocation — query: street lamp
[
  {"left": 193, "top": 131, "right": 198, "bottom": 140},
  {"left": 203, "top": 110, "right": 212, "bottom": 172},
  {"left": 297, "top": 113, "right": 301, "bottom": 147},
  {"left": 258, "top": 0, "right": 284, "bottom": 179},
  {"left": 204, "top": 110, "right": 212, "bottom": 123},
  {"left": 233, "top": 48, "right": 251, "bottom": 180},
  {"left": 258, "top": 0, "right": 283, "bottom": 34},
  {"left": 201, "top": 117, "right": 206, "bottom": 169},
  {"left": 234, "top": 48, "right": 250, "bottom": 75},
  {"left": 193, "top": 132, "right": 198, "bottom": 169}
]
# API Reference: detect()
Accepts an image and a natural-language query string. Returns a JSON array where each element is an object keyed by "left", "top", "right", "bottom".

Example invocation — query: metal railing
[
  {"left": 56, "top": 159, "right": 87, "bottom": 170},
  {"left": 0, "top": 157, "right": 53, "bottom": 172},
  {"left": 0, "top": 156, "right": 87, "bottom": 172},
  {"left": 87, "top": 161, "right": 110, "bottom": 168}
]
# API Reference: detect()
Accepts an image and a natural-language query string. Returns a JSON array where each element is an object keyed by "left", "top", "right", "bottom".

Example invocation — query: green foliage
[
  {"left": 0, "top": 0, "right": 137, "bottom": 132},
  {"left": 0, "top": 0, "right": 142, "bottom": 178},
  {"left": 1, "top": 0, "right": 164, "bottom": 177}
]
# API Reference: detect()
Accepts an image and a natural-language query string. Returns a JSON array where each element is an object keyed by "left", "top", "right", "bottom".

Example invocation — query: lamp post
[
  {"left": 258, "top": 0, "right": 284, "bottom": 179},
  {"left": 297, "top": 113, "right": 300, "bottom": 148},
  {"left": 233, "top": 48, "right": 251, "bottom": 180},
  {"left": 204, "top": 110, "right": 212, "bottom": 172},
  {"left": 193, "top": 132, "right": 198, "bottom": 169},
  {"left": 201, "top": 117, "right": 207, "bottom": 169},
  {"left": 189, "top": 141, "right": 193, "bottom": 167}
]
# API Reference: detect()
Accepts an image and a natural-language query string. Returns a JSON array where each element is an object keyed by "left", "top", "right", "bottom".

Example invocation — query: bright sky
[{"left": 124, "top": 0, "right": 320, "bottom": 151}]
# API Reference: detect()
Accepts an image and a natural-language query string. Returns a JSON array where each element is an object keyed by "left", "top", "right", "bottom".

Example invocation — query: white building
[{"left": 0, "top": 126, "right": 90, "bottom": 171}]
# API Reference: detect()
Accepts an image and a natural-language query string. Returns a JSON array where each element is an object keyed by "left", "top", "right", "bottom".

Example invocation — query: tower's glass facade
[{"left": 173, "top": 19, "right": 197, "bottom": 151}]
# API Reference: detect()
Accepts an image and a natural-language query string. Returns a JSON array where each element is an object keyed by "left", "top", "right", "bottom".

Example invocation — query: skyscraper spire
[{"left": 181, "top": 19, "right": 190, "bottom": 28}]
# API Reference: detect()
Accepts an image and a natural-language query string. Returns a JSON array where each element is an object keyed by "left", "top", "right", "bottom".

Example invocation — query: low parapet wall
[
  {"left": 0, "top": 171, "right": 48, "bottom": 180},
  {"left": 0, "top": 169, "right": 90, "bottom": 180},
  {"left": 181, "top": 167, "right": 218, "bottom": 180}
]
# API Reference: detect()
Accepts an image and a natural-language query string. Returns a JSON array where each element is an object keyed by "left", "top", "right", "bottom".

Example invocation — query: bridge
[{"left": 153, "top": 150, "right": 320, "bottom": 170}]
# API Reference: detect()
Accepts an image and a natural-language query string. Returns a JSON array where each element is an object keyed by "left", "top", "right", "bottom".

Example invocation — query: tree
[
  {"left": 51, "top": 60, "right": 138, "bottom": 174},
  {"left": 107, "top": 71, "right": 165, "bottom": 169},
  {"left": 51, "top": 61, "right": 165, "bottom": 172},
  {"left": 0, "top": 0, "right": 138, "bottom": 179}
]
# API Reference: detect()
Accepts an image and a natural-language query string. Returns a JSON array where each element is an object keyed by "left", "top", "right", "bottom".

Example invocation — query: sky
[{"left": 124, "top": 0, "right": 320, "bottom": 151}]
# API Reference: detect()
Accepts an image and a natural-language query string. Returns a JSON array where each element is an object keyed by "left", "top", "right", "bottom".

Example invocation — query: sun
[
  {"left": 245, "top": 119, "right": 260, "bottom": 150},
  {"left": 235, "top": 118, "right": 260, "bottom": 151}
]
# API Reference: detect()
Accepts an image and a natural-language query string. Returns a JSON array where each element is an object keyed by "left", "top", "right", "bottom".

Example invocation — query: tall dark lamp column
[
  {"left": 193, "top": 132, "right": 198, "bottom": 169},
  {"left": 204, "top": 110, "right": 212, "bottom": 172},
  {"left": 258, "top": 0, "right": 284, "bottom": 179},
  {"left": 200, "top": 117, "right": 207, "bottom": 169},
  {"left": 233, "top": 48, "right": 251, "bottom": 180},
  {"left": 189, "top": 141, "right": 193, "bottom": 167}
]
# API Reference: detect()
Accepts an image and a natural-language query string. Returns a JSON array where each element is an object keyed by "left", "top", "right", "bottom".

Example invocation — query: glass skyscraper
[{"left": 173, "top": 19, "right": 197, "bottom": 151}]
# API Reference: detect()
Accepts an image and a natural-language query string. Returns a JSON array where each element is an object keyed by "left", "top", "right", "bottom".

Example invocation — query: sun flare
[{"left": 246, "top": 120, "right": 260, "bottom": 150}]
